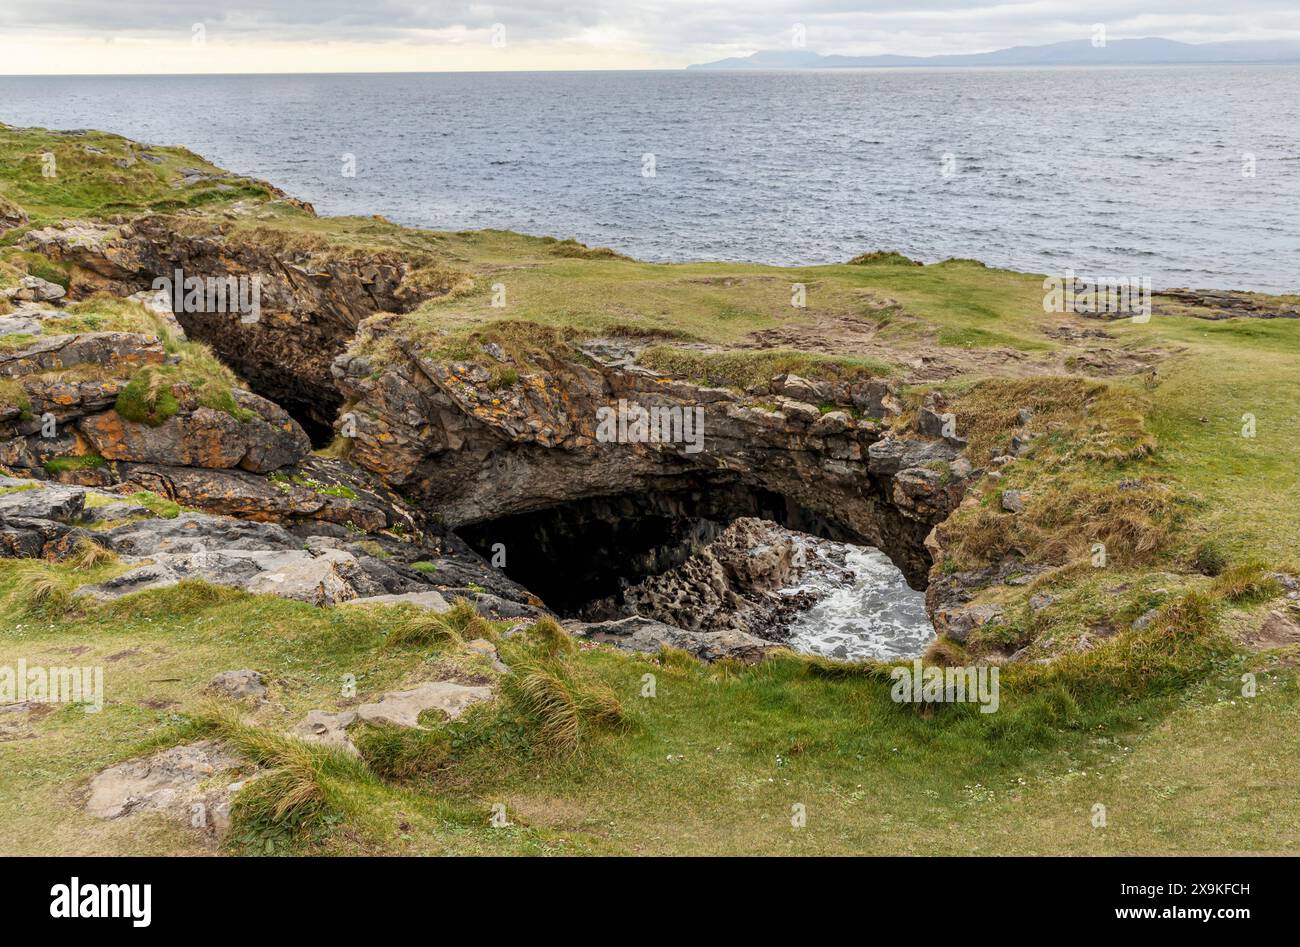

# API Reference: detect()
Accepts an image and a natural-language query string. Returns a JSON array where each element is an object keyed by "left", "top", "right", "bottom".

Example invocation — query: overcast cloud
[{"left": 2, "top": 1, "right": 1299, "bottom": 73}]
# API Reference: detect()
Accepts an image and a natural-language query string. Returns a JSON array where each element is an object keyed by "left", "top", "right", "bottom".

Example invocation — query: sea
[{"left": 2, "top": 65, "right": 1298, "bottom": 292}]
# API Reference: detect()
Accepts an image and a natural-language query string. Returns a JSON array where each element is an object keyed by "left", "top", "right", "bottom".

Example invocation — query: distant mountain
[{"left": 687, "top": 37, "right": 1300, "bottom": 70}]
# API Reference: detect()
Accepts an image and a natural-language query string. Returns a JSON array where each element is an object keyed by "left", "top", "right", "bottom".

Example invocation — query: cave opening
[
  {"left": 457, "top": 479, "right": 930, "bottom": 618},
  {"left": 277, "top": 395, "right": 340, "bottom": 450}
]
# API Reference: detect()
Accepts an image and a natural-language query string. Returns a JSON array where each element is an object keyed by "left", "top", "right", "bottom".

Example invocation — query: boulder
[{"left": 4, "top": 275, "right": 65, "bottom": 303}]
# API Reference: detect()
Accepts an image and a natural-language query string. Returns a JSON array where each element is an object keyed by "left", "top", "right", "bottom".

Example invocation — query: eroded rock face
[
  {"left": 333, "top": 340, "right": 973, "bottom": 590},
  {"left": 26, "top": 216, "right": 451, "bottom": 433}
]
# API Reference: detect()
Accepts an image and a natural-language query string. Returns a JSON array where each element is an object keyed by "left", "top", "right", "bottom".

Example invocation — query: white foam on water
[{"left": 782, "top": 543, "right": 934, "bottom": 662}]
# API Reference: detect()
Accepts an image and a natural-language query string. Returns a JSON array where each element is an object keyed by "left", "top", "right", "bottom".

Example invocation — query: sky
[{"left": 2, "top": 1, "right": 1299, "bottom": 74}]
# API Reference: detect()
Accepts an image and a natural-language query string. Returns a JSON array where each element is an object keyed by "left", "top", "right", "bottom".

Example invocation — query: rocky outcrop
[
  {"left": 1154, "top": 289, "right": 1300, "bottom": 321},
  {"left": 0, "top": 195, "right": 26, "bottom": 235},
  {"left": 0, "top": 479, "right": 536, "bottom": 612},
  {"left": 0, "top": 331, "right": 162, "bottom": 380},
  {"left": 25, "top": 216, "right": 455, "bottom": 432},
  {"left": 80, "top": 391, "right": 310, "bottom": 474},
  {"left": 607, "top": 518, "right": 842, "bottom": 638}
]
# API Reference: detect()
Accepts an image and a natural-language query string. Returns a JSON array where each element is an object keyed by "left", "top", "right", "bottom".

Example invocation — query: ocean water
[
  {"left": 783, "top": 543, "right": 934, "bottom": 662},
  {"left": 2, "top": 67, "right": 1297, "bottom": 292}
]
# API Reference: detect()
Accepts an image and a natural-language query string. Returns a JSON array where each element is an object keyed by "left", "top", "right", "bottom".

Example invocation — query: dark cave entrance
[
  {"left": 276, "top": 395, "right": 339, "bottom": 449},
  {"left": 457, "top": 479, "right": 929, "bottom": 617}
]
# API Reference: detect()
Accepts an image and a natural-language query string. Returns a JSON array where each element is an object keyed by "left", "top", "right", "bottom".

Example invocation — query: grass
[
  {"left": 638, "top": 346, "right": 892, "bottom": 390},
  {"left": 0, "top": 123, "right": 277, "bottom": 226},
  {"left": 44, "top": 453, "right": 106, "bottom": 474},
  {"left": 0, "top": 541, "right": 1294, "bottom": 855}
]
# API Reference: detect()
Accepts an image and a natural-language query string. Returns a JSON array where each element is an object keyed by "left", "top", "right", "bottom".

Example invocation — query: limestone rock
[
  {"left": 354, "top": 681, "right": 493, "bottom": 728},
  {"left": 344, "top": 590, "right": 450, "bottom": 612},
  {"left": 4, "top": 275, "right": 65, "bottom": 303},
  {"left": 84, "top": 740, "right": 248, "bottom": 838},
  {"left": 291, "top": 710, "right": 358, "bottom": 753}
]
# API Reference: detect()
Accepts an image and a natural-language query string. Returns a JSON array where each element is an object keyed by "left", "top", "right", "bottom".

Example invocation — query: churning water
[{"left": 783, "top": 543, "right": 934, "bottom": 662}]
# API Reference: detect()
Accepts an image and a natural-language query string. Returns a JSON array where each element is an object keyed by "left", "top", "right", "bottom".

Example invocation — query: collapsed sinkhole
[
  {"left": 458, "top": 481, "right": 931, "bottom": 618},
  {"left": 167, "top": 307, "right": 346, "bottom": 449}
]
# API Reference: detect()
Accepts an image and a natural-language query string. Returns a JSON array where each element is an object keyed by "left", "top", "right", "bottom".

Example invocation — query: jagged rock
[
  {"left": 79, "top": 393, "right": 310, "bottom": 474},
  {"left": 566, "top": 615, "right": 775, "bottom": 662},
  {"left": 4, "top": 275, "right": 65, "bottom": 303},
  {"left": 774, "top": 373, "right": 828, "bottom": 404},
  {"left": 848, "top": 379, "right": 901, "bottom": 418},
  {"left": 84, "top": 740, "right": 250, "bottom": 839},
  {"left": 1001, "top": 489, "right": 1025, "bottom": 513},
  {"left": 608, "top": 518, "right": 833, "bottom": 639},
  {"left": 866, "top": 437, "right": 960, "bottom": 477},
  {"left": 0, "top": 483, "right": 86, "bottom": 521},
  {"left": 206, "top": 669, "right": 267, "bottom": 702},
  {"left": 243, "top": 548, "right": 361, "bottom": 604}
]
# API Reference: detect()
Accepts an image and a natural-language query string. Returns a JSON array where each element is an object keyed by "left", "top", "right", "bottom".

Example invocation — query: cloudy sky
[{"left": 2, "top": 1, "right": 1298, "bottom": 74}]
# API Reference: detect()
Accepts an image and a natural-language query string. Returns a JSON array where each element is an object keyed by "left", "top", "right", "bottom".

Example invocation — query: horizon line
[{"left": 6, "top": 61, "right": 1298, "bottom": 80}]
